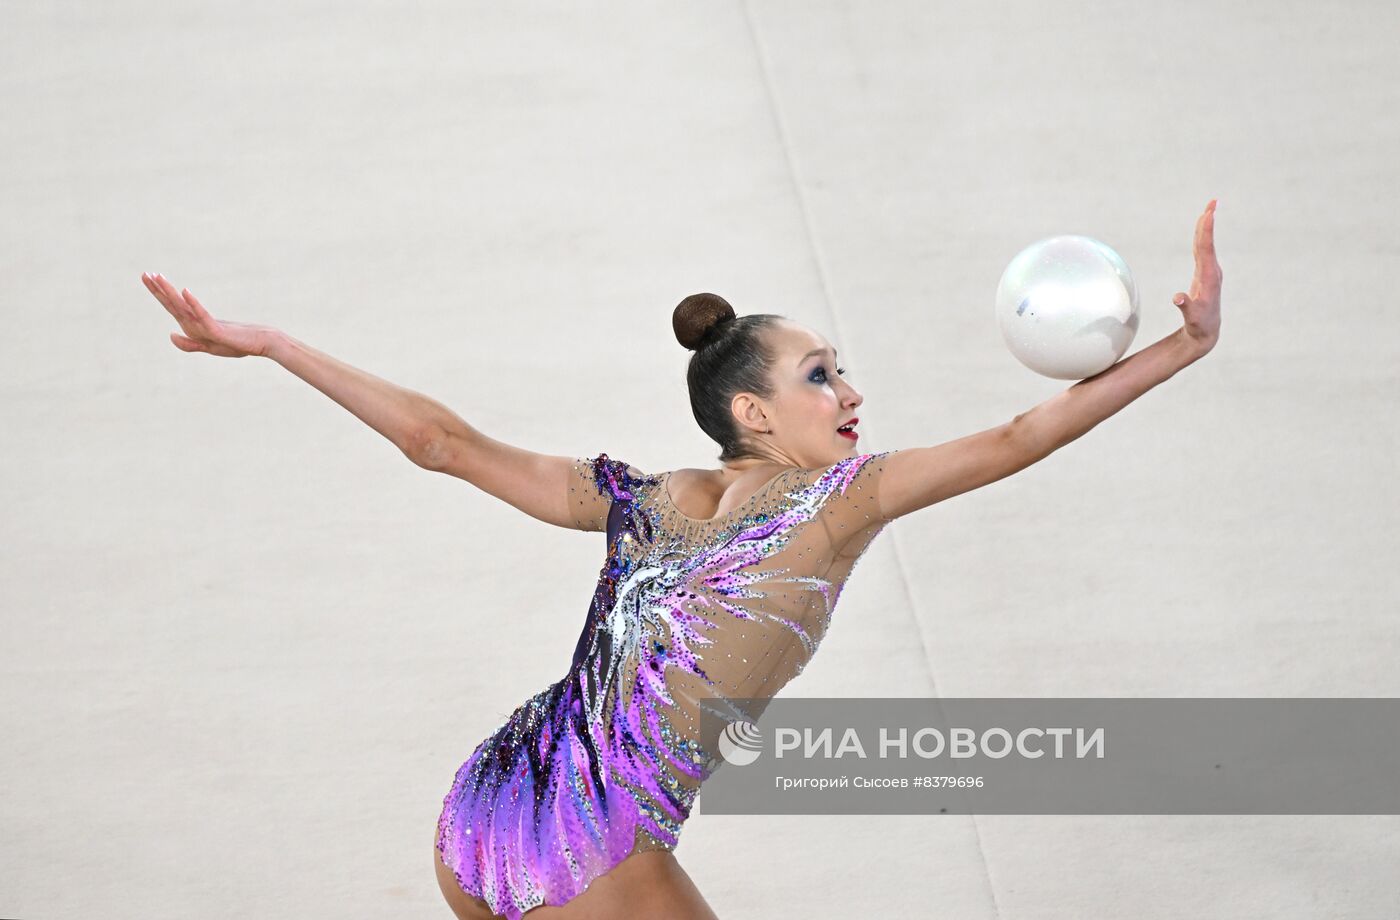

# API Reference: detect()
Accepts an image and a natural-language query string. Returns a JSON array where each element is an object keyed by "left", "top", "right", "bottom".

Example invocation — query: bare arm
[
  {"left": 878, "top": 200, "right": 1222, "bottom": 521},
  {"left": 141, "top": 272, "right": 448, "bottom": 462},
  {"left": 259, "top": 341, "right": 587, "bottom": 528},
  {"left": 1009, "top": 326, "right": 1209, "bottom": 458},
  {"left": 411, "top": 419, "right": 590, "bottom": 531},
  {"left": 262, "top": 331, "right": 444, "bottom": 462},
  {"left": 142, "top": 272, "right": 609, "bottom": 530}
]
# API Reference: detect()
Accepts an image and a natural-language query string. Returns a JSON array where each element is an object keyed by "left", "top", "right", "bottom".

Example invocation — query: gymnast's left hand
[{"left": 1171, "top": 199, "right": 1222, "bottom": 354}]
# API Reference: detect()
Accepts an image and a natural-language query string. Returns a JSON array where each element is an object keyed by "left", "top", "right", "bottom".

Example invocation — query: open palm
[
  {"left": 1172, "top": 200, "right": 1222, "bottom": 350},
  {"left": 141, "top": 272, "right": 276, "bottom": 358}
]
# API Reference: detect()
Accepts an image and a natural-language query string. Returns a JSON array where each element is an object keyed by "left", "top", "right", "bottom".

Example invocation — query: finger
[
  {"left": 1195, "top": 210, "right": 1218, "bottom": 263},
  {"left": 144, "top": 273, "right": 177, "bottom": 310},
  {"left": 1198, "top": 213, "right": 1220, "bottom": 275},
  {"left": 171, "top": 332, "right": 206, "bottom": 352},
  {"left": 143, "top": 274, "right": 182, "bottom": 318},
  {"left": 152, "top": 274, "right": 199, "bottom": 325},
  {"left": 1196, "top": 200, "right": 1214, "bottom": 228},
  {"left": 180, "top": 286, "right": 213, "bottom": 322}
]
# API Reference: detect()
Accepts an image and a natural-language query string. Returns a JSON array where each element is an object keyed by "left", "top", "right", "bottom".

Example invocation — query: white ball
[{"left": 995, "top": 235, "right": 1141, "bottom": 379}]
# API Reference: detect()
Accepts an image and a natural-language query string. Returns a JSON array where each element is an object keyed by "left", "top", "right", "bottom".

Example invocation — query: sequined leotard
[{"left": 436, "top": 450, "right": 896, "bottom": 918}]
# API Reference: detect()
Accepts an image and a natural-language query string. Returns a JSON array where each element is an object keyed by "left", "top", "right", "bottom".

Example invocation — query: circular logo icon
[{"left": 717, "top": 720, "right": 763, "bottom": 766}]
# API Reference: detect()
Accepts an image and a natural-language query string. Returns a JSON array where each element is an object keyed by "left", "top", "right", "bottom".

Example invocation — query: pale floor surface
[{"left": 2, "top": 1, "right": 1398, "bottom": 917}]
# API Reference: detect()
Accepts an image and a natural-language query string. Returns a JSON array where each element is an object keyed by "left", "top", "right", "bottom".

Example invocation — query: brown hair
[{"left": 672, "top": 293, "right": 784, "bottom": 462}]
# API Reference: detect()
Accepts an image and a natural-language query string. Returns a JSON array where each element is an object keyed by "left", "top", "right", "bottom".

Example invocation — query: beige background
[{"left": 3, "top": 1, "right": 1397, "bottom": 917}]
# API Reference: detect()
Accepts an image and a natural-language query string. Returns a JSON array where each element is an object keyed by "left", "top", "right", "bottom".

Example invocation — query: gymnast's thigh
[{"left": 523, "top": 848, "right": 721, "bottom": 920}]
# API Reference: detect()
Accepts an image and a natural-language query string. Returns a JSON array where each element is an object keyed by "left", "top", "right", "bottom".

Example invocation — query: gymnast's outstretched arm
[
  {"left": 139, "top": 271, "right": 587, "bottom": 530},
  {"left": 876, "top": 200, "right": 1222, "bottom": 522}
]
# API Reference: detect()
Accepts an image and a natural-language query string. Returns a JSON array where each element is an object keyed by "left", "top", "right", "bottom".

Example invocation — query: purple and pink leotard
[{"left": 435, "top": 450, "right": 895, "bottom": 918}]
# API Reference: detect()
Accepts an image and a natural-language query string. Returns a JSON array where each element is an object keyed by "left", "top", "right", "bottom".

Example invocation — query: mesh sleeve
[
  {"left": 567, "top": 453, "right": 638, "bottom": 532},
  {"left": 809, "top": 449, "right": 899, "bottom": 559}
]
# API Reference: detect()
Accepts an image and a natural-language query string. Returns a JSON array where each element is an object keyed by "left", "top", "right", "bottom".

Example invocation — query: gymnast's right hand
[{"left": 141, "top": 272, "right": 278, "bottom": 358}]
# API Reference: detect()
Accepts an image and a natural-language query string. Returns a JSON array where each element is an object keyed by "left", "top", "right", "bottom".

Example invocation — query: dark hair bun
[{"left": 673, "top": 293, "right": 736, "bottom": 351}]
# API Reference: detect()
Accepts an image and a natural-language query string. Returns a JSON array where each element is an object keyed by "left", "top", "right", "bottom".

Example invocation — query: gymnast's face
[{"left": 731, "top": 320, "right": 865, "bottom": 469}]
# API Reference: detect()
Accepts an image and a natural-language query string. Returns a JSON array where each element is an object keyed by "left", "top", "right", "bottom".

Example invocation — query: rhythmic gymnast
[{"left": 139, "top": 199, "right": 1220, "bottom": 919}]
